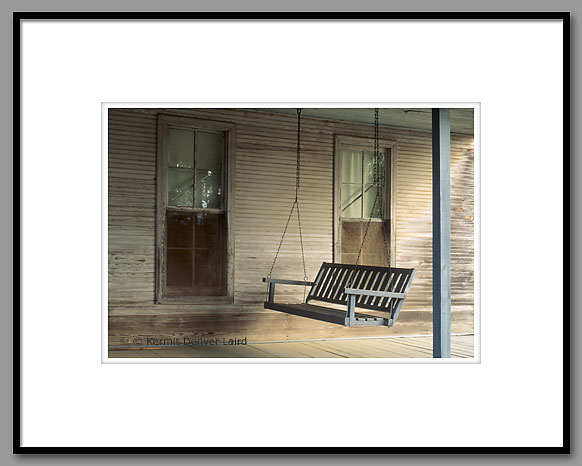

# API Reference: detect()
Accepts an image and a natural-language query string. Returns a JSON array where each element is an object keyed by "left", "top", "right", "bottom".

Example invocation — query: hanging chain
[
  {"left": 350, "top": 109, "right": 391, "bottom": 287},
  {"left": 295, "top": 109, "right": 302, "bottom": 201},
  {"left": 375, "top": 109, "right": 391, "bottom": 267},
  {"left": 267, "top": 109, "right": 309, "bottom": 299},
  {"left": 267, "top": 202, "right": 296, "bottom": 279},
  {"left": 374, "top": 107, "right": 379, "bottom": 185},
  {"left": 295, "top": 110, "right": 308, "bottom": 284}
]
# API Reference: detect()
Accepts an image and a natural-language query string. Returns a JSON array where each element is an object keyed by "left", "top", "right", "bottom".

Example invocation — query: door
[{"left": 335, "top": 137, "right": 395, "bottom": 267}]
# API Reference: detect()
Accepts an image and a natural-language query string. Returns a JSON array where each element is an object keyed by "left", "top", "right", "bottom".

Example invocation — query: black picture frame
[{"left": 13, "top": 11, "right": 570, "bottom": 454}]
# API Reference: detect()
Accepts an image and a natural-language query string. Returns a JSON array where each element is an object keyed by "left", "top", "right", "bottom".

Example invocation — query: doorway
[{"left": 334, "top": 135, "right": 396, "bottom": 266}]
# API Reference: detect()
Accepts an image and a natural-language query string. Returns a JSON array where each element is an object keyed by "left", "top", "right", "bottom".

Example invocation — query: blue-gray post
[{"left": 432, "top": 108, "right": 451, "bottom": 358}]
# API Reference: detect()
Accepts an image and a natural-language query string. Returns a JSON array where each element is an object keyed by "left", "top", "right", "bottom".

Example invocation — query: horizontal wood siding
[
  {"left": 108, "top": 108, "right": 474, "bottom": 342},
  {"left": 395, "top": 135, "right": 474, "bottom": 311}
]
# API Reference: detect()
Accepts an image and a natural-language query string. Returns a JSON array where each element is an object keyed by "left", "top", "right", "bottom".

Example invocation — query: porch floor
[{"left": 108, "top": 333, "right": 474, "bottom": 359}]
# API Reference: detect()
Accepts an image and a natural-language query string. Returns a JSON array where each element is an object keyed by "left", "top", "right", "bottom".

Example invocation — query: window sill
[
  {"left": 155, "top": 296, "right": 234, "bottom": 306},
  {"left": 341, "top": 218, "right": 386, "bottom": 222}
]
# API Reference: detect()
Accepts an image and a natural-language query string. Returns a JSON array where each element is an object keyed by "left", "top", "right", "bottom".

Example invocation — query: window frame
[
  {"left": 155, "top": 114, "right": 235, "bottom": 304},
  {"left": 334, "top": 134, "right": 397, "bottom": 265}
]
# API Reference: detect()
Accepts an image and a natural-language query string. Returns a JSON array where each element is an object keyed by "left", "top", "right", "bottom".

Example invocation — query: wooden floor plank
[
  {"left": 360, "top": 338, "right": 433, "bottom": 358},
  {"left": 450, "top": 339, "right": 474, "bottom": 348},
  {"left": 451, "top": 344, "right": 474, "bottom": 355},
  {"left": 138, "top": 349, "right": 163, "bottom": 358},
  {"left": 142, "top": 347, "right": 202, "bottom": 358},
  {"left": 151, "top": 345, "right": 273, "bottom": 358},
  {"left": 386, "top": 336, "right": 473, "bottom": 358},
  {"left": 331, "top": 339, "right": 416, "bottom": 358},
  {"left": 339, "top": 341, "right": 413, "bottom": 358},
  {"left": 373, "top": 338, "right": 433, "bottom": 355},
  {"left": 107, "top": 335, "right": 475, "bottom": 359},
  {"left": 391, "top": 339, "right": 469, "bottom": 358},
  {"left": 322, "top": 341, "right": 384, "bottom": 358},
  {"left": 451, "top": 340, "right": 473, "bottom": 349},
  {"left": 453, "top": 348, "right": 474, "bottom": 356},
  {"left": 451, "top": 335, "right": 475, "bottom": 345},
  {"left": 293, "top": 342, "right": 346, "bottom": 358},
  {"left": 300, "top": 341, "right": 355, "bottom": 358},
  {"left": 301, "top": 340, "right": 396, "bottom": 358},
  {"left": 295, "top": 341, "right": 348, "bottom": 358},
  {"left": 108, "top": 350, "right": 144, "bottom": 358},
  {"left": 248, "top": 342, "right": 316, "bottom": 358}
]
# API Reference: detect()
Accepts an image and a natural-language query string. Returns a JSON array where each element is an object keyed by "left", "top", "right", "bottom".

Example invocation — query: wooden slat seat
[
  {"left": 265, "top": 302, "right": 389, "bottom": 326},
  {"left": 263, "top": 262, "right": 416, "bottom": 327}
]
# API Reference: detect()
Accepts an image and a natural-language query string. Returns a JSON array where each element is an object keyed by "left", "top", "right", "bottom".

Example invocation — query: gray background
[{"left": 3, "top": 0, "right": 578, "bottom": 463}]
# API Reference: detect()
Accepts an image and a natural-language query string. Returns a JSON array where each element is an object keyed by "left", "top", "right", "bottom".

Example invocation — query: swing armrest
[
  {"left": 263, "top": 277, "right": 314, "bottom": 304},
  {"left": 344, "top": 288, "right": 407, "bottom": 299},
  {"left": 263, "top": 277, "right": 314, "bottom": 286}
]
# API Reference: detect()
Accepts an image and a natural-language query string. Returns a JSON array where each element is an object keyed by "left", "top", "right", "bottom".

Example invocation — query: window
[
  {"left": 334, "top": 136, "right": 396, "bottom": 267},
  {"left": 341, "top": 149, "right": 385, "bottom": 219},
  {"left": 156, "top": 115, "right": 234, "bottom": 301}
]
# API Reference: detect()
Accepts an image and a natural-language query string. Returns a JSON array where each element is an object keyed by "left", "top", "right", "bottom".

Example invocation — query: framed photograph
[
  {"left": 15, "top": 12, "right": 569, "bottom": 452},
  {"left": 105, "top": 104, "right": 476, "bottom": 361}
]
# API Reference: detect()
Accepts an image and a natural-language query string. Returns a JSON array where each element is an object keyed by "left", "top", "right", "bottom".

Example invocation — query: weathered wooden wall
[{"left": 108, "top": 108, "right": 474, "bottom": 344}]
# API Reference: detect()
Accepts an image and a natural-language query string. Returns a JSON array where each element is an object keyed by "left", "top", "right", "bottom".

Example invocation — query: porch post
[{"left": 432, "top": 108, "right": 451, "bottom": 358}]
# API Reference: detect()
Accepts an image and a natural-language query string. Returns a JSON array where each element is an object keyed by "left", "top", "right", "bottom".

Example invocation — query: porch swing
[{"left": 263, "top": 109, "right": 415, "bottom": 327}]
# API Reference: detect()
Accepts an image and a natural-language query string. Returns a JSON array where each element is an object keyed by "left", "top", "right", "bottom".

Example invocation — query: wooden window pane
[
  {"left": 166, "top": 249, "right": 193, "bottom": 288},
  {"left": 363, "top": 185, "right": 383, "bottom": 219},
  {"left": 342, "top": 183, "right": 362, "bottom": 218},
  {"left": 166, "top": 211, "right": 193, "bottom": 248},
  {"left": 194, "top": 249, "right": 223, "bottom": 295},
  {"left": 194, "top": 212, "right": 220, "bottom": 248},
  {"left": 364, "top": 150, "right": 385, "bottom": 184},
  {"left": 341, "top": 149, "right": 362, "bottom": 183},
  {"left": 197, "top": 132, "right": 222, "bottom": 170},
  {"left": 169, "top": 129, "right": 195, "bottom": 168},
  {"left": 168, "top": 168, "right": 194, "bottom": 207},
  {"left": 194, "top": 213, "right": 226, "bottom": 295},
  {"left": 195, "top": 170, "right": 222, "bottom": 209}
]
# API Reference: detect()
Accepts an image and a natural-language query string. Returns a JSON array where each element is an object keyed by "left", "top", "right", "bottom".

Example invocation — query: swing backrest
[{"left": 306, "top": 262, "right": 415, "bottom": 313}]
